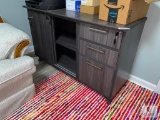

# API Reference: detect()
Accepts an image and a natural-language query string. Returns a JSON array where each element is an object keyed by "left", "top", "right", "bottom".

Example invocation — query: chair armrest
[
  {"left": 14, "top": 40, "right": 30, "bottom": 58},
  {"left": 0, "top": 23, "right": 31, "bottom": 60},
  {"left": 0, "top": 18, "right": 30, "bottom": 58},
  {"left": 7, "top": 40, "right": 30, "bottom": 59},
  {"left": 0, "top": 16, "right": 4, "bottom": 23}
]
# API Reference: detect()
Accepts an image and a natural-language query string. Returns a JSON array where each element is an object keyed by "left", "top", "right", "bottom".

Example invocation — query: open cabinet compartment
[
  {"left": 55, "top": 45, "right": 77, "bottom": 77},
  {"left": 55, "top": 18, "right": 76, "bottom": 51},
  {"left": 54, "top": 18, "right": 77, "bottom": 78}
]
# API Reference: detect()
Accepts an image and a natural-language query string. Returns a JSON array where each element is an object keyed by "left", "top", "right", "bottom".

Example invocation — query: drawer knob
[
  {"left": 86, "top": 61, "right": 102, "bottom": 71},
  {"left": 89, "top": 27, "right": 108, "bottom": 33},
  {"left": 87, "top": 46, "right": 105, "bottom": 54}
]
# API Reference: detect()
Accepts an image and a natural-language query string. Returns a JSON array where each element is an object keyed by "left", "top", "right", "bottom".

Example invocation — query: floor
[
  {"left": 7, "top": 71, "right": 160, "bottom": 120},
  {"left": 27, "top": 52, "right": 58, "bottom": 84},
  {"left": 5, "top": 53, "right": 160, "bottom": 119}
]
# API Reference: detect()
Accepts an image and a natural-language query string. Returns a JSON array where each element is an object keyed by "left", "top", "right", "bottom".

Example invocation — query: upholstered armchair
[{"left": 0, "top": 17, "right": 36, "bottom": 119}]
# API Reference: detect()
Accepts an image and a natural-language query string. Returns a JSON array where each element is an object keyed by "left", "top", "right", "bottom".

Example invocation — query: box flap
[{"left": 144, "top": 0, "right": 160, "bottom": 3}]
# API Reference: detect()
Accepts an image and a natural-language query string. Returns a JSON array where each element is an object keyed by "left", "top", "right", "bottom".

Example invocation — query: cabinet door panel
[
  {"left": 102, "top": 67, "right": 115, "bottom": 97},
  {"left": 28, "top": 11, "right": 41, "bottom": 56},
  {"left": 79, "top": 56, "right": 115, "bottom": 97},
  {"left": 79, "top": 56, "right": 104, "bottom": 93},
  {"left": 28, "top": 10, "right": 55, "bottom": 65}
]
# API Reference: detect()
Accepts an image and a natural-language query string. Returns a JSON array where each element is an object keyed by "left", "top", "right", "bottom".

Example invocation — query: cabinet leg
[{"left": 106, "top": 98, "right": 112, "bottom": 104}]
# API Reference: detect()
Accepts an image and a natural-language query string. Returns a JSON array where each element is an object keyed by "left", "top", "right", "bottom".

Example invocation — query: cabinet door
[
  {"left": 28, "top": 10, "right": 56, "bottom": 65},
  {"left": 79, "top": 56, "right": 115, "bottom": 97}
]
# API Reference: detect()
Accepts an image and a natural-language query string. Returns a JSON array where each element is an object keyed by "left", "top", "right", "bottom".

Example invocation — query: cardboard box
[
  {"left": 145, "top": 0, "right": 160, "bottom": 3},
  {"left": 80, "top": 5, "right": 99, "bottom": 14},
  {"left": 99, "top": 0, "right": 150, "bottom": 25},
  {"left": 81, "top": 0, "right": 100, "bottom": 6},
  {"left": 66, "top": 0, "right": 81, "bottom": 11}
]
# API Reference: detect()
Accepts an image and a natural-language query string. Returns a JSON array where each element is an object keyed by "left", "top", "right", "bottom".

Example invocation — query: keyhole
[
  {"left": 46, "top": 16, "right": 50, "bottom": 20},
  {"left": 114, "top": 38, "right": 116, "bottom": 45},
  {"left": 113, "top": 32, "right": 119, "bottom": 45},
  {"left": 116, "top": 32, "right": 119, "bottom": 36}
]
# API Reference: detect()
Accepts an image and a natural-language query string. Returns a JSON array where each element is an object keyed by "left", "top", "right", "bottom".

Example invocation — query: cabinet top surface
[{"left": 24, "top": 6, "right": 146, "bottom": 31}]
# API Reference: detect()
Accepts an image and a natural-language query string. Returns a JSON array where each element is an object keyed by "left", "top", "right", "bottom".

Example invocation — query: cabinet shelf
[
  {"left": 56, "top": 34, "right": 76, "bottom": 52},
  {"left": 55, "top": 55, "right": 76, "bottom": 77}
]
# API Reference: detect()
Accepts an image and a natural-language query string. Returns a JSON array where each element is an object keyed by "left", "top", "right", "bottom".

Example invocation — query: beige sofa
[{"left": 0, "top": 17, "right": 36, "bottom": 119}]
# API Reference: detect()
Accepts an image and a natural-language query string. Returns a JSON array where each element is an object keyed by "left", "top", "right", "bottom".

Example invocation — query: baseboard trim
[
  {"left": 25, "top": 45, "right": 34, "bottom": 54},
  {"left": 129, "top": 75, "right": 157, "bottom": 91},
  {"left": 155, "top": 80, "right": 160, "bottom": 94}
]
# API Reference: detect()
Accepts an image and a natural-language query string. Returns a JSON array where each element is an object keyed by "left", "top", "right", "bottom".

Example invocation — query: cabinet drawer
[
  {"left": 79, "top": 23, "right": 123, "bottom": 49},
  {"left": 79, "top": 56, "right": 114, "bottom": 97},
  {"left": 79, "top": 40, "right": 118, "bottom": 67}
]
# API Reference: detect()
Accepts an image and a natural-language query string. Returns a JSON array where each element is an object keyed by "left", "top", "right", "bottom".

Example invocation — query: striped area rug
[{"left": 7, "top": 71, "right": 160, "bottom": 120}]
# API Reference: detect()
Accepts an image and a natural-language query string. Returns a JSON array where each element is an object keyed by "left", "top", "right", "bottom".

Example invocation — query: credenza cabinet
[{"left": 25, "top": 6, "right": 146, "bottom": 102}]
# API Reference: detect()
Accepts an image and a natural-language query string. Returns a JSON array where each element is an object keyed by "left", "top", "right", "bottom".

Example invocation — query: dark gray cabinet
[
  {"left": 28, "top": 10, "right": 56, "bottom": 65},
  {"left": 25, "top": 7, "right": 146, "bottom": 103}
]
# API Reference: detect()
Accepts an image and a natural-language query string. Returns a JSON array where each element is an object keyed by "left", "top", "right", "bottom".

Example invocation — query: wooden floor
[{"left": 27, "top": 53, "right": 58, "bottom": 84}]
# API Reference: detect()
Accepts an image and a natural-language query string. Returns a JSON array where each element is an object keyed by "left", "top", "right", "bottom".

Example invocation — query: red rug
[{"left": 7, "top": 72, "right": 160, "bottom": 120}]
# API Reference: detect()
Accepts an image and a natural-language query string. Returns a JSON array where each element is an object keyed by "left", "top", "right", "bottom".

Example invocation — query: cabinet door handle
[
  {"left": 86, "top": 61, "right": 102, "bottom": 71},
  {"left": 87, "top": 46, "right": 105, "bottom": 54},
  {"left": 89, "top": 27, "right": 108, "bottom": 33},
  {"left": 28, "top": 16, "right": 33, "bottom": 19}
]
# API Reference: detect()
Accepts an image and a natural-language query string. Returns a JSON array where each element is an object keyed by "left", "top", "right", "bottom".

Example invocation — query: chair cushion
[
  {"left": 0, "top": 69, "right": 35, "bottom": 102},
  {"left": 0, "top": 56, "right": 35, "bottom": 84},
  {"left": 0, "top": 56, "right": 36, "bottom": 102},
  {"left": 0, "top": 23, "right": 30, "bottom": 60}
]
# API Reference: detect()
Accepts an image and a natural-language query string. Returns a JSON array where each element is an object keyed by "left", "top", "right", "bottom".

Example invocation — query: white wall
[
  {"left": 0, "top": 0, "right": 32, "bottom": 39},
  {"left": 131, "top": 2, "right": 160, "bottom": 85}
]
